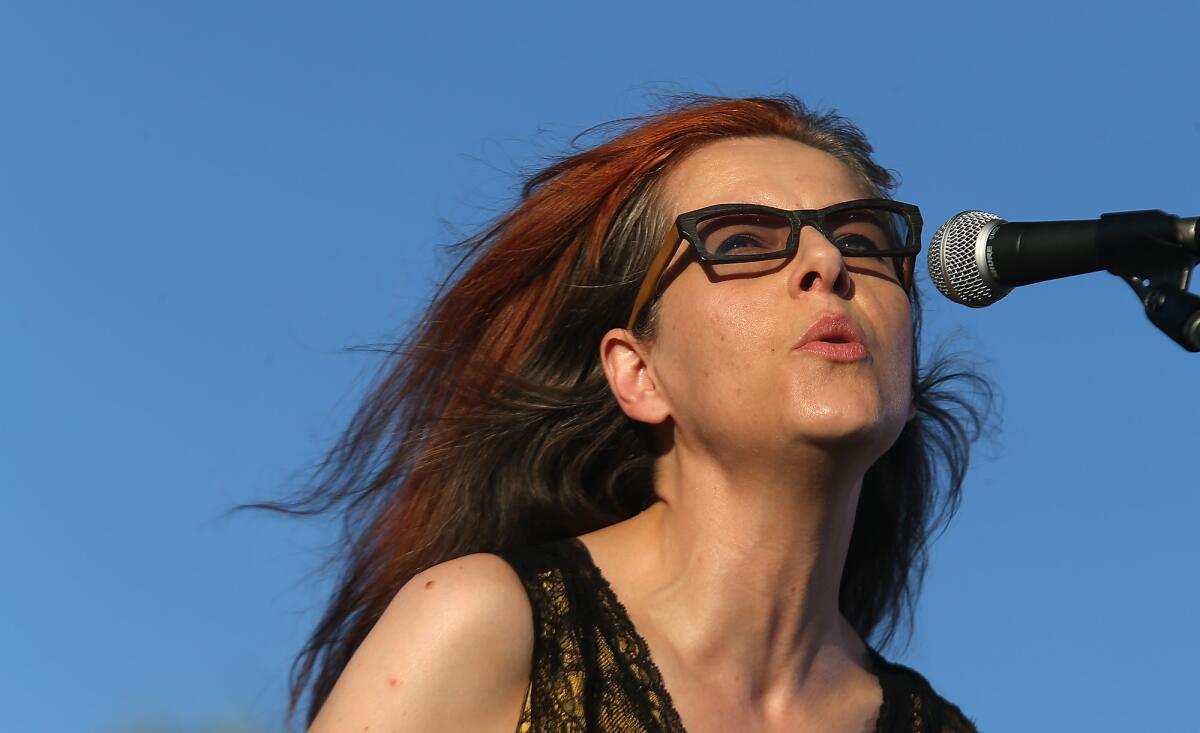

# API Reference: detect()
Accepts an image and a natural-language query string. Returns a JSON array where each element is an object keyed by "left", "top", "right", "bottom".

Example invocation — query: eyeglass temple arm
[
  {"left": 902, "top": 255, "right": 916, "bottom": 292},
  {"left": 626, "top": 226, "right": 684, "bottom": 331}
]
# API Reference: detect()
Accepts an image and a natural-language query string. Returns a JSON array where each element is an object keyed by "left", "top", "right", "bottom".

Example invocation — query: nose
[{"left": 789, "top": 225, "right": 852, "bottom": 298}]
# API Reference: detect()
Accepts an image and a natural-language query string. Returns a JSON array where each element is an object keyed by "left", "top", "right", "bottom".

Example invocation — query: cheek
[
  {"left": 662, "top": 270, "right": 775, "bottom": 344},
  {"left": 878, "top": 306, "right": 916, "bottom": 404},
  {"left": 705, "top": 289, "right": 779, "bottom": 348},
  {"left": 656, "top": 283, "right": 780, "bottom": 404}
]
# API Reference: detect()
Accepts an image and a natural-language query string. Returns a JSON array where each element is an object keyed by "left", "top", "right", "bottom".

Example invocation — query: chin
[
  {"left": 786, "top": 376, "right": 908, "bottom": 446},
  {"left": 792, "top": 403, "right": 907, "bottom": 458}
]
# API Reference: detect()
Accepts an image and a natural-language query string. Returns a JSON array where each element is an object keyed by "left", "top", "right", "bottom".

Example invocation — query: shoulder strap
[
  {"left": 494, "top": 539, "right": 602, "bottom": 730},
  {"left": 866, "top": 646, "right": 980, "bottom": 733},
  {"left": 494, "top": 538, "right": 682, "bottom": 732}
]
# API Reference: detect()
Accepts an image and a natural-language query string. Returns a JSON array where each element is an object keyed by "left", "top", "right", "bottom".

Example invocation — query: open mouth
[{"left": 796, "top": 313, "right": 869, "bottom": 362}]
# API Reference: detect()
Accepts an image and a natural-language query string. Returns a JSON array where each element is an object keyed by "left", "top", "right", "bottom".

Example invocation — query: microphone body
[
  {"left": 986, "top": 219, "right": 1105, "bottom": 287},
  {"left": 928, "top": 209, "right": 1198, "bottom": 307}
]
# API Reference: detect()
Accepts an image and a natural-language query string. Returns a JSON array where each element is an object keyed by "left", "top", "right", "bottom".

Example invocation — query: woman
[{"left": 281, "top": 96, "right": 989, "bottom": 732}]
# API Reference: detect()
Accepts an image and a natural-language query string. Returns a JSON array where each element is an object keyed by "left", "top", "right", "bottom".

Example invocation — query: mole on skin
[{"left": 424, "top": 580, "right": 435, "bottom": 589}]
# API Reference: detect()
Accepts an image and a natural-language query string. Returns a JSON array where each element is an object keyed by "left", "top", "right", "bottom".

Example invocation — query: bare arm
[{"left": 309, "top": 553, "right": 534, "bottom": 733}]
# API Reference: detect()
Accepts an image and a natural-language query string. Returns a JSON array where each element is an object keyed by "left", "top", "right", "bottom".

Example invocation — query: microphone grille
[{"left": 927, "top": 210, "right": 1008, "bottom": 307}]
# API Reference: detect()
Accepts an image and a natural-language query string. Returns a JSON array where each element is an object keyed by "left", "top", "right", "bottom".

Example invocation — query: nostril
[
  {"left": 835, "top": 264, "right": 853, "bottom": 298},
  {"left": 800, "top": 271, "right": 819, "bottom": 290}
]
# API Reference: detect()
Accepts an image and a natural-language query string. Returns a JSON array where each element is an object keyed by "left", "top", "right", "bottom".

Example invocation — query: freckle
[
  {"left": 424, "top": 580, "right": 435, "bottom": 589},
  {"left": 388, "top": 676, "right": 400, "bottom": 688}
]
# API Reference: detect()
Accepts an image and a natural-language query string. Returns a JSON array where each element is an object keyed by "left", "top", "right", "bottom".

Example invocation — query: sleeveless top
[{"left": 495, "top": 537, "right": 980, "bottom": 733}]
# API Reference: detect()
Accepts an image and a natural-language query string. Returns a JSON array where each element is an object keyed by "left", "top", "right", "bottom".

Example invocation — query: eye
[
  {"left": 835, "top": 233, "right": 884, "bottom": 255},
  {"left": 714, "top": 233, "right": 774, "bottom": 255},
  {"left": 697, "top": 212, "right": 791, "bottom": 257},
  {"left": 824, "top": 208, "right": 904, "bottom": 258}
]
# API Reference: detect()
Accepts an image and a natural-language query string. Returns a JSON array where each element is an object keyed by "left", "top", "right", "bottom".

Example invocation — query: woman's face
[{"left": 645, "top": 136, "right": 914, "bottom": 464}]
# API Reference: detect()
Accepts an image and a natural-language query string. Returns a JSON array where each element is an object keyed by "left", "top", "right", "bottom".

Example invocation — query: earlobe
[{"left": 599, "top": 328, "right": 671, "bottom": 425}]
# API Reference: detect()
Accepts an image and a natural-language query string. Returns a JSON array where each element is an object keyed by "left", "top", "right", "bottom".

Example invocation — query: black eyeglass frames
[{"left": 626, "top": 199, "right": 923, "bottom": 330}]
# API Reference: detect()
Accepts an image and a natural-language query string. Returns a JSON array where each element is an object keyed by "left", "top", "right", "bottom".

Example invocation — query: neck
[{"left": 594, "top": 440, "right": 872, "bottom": 709}]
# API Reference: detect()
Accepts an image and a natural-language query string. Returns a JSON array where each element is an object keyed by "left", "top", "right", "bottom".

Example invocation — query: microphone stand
[
  {"left": 1125, "top": 278, "right": 1200, "bottom": 352},
  {"left": 1098, "top": 210, "right": 1200, "bottom": 352}
]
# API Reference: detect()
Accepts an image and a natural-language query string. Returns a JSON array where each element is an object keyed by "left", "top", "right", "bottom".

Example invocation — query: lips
[{"left": 795, "top": 313, "right": 869, "bottom": 362}]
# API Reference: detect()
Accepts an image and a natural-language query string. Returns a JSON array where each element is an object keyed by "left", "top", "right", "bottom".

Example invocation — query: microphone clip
[{"left": 1100, "top": 210, "right": 1200, "bottom": 352}]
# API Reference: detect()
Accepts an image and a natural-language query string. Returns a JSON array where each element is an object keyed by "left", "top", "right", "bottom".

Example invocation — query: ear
[{"left": 600, "top": 328, "right": 671, "bottom": 425}]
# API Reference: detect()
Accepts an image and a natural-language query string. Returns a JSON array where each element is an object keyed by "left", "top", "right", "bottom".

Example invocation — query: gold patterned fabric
[{"left": 496, "top": 538, "right": 980, "bottom": 733}]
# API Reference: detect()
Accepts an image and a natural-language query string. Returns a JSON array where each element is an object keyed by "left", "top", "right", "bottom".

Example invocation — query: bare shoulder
[{"left": 309, "top": 552, "right": 533, "bottom": 733}]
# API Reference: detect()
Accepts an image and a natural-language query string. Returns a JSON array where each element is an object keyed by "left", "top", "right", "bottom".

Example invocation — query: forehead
[{"left": 662, "top": 136, "right": 868, "bottom": 215}]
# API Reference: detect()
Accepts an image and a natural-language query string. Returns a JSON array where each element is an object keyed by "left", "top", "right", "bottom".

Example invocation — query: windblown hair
[{"left": 255, "top": 95, "right": 993, "bottom": 725}]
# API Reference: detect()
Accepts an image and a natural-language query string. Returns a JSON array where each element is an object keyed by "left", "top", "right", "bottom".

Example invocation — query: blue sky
[{"left": 3, "top": 2, "right": 1197, "bottom": 731}]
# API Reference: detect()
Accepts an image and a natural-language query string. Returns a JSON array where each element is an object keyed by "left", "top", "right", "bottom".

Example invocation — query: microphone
[{"left": 927, "top": 209, "right": 1199, "bottom": 307}]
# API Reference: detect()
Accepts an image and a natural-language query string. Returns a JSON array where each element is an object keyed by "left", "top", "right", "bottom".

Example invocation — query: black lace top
[{"left": 495, "top": 537, "right": 979, "bottom": 733}]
